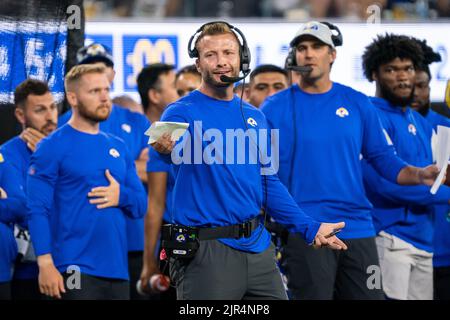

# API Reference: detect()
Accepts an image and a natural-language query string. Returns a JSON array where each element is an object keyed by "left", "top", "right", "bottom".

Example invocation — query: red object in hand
[{"left": 150, "top": 274, "right": 170, "bottom": 292}]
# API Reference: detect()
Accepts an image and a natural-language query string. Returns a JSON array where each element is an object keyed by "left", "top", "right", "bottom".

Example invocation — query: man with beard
[
  {"left": 0, "top": 79, "right": 58, "bottom": 300},
  {"left": 411, "top": 39, "right": 450, "bottom": 131},
  {"left": 361, "top": 34, "right": 450, "bottom": 300},
  {"left": 150, "top": 21, "right": 348, "bottom": 300},
  {"left": 261, "top": 22, "right": 441, "bottom": 300},
  {"left": 27, "top": 64, "right": 147, "bottom": 300},
  {"left": 409, "top": 39, "right": 450, "bottom": 300},
  {"left": 59, "top": 43, "right": 151, "bottom": 300}
]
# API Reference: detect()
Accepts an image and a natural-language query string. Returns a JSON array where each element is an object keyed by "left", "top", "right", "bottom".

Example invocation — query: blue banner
[{"left": 0, "top": 22, "right": 67, "bottom": 104}]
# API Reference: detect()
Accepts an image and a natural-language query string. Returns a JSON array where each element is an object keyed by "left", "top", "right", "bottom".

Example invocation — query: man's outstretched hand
[{"left": 313, "top": 222, "right": 347, "bottom": 250}]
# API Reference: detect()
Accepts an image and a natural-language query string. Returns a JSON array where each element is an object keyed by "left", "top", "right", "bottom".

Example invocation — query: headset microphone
[
  {"left": 220, "top": 73, "right": 250, "bottom": 83},
  {"left": 286, "top": 65, "right": 313, "bottom": 73}
]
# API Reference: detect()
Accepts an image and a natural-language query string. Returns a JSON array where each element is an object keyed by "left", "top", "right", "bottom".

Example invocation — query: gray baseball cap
[{"left": 290, "top": 21, "right": 334, "bottom": 48}]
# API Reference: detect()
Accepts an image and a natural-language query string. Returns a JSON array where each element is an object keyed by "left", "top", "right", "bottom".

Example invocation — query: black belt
[{"left": 198, "top": 215, "right": 261, "bottom": 240}]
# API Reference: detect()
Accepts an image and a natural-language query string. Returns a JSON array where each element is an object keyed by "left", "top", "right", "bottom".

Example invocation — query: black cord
[{"left": 238, "top": 77, "right": 268, "bottom": 246}]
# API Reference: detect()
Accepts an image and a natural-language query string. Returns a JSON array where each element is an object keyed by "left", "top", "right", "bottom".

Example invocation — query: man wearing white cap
[{"left": 261, "top": 21, "right": 441, "bottom": 300}]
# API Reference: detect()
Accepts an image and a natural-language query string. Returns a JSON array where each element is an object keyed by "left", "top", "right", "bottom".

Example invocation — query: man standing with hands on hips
[{"left": 150, "top": 21, "right": 348, "bottom": 300}]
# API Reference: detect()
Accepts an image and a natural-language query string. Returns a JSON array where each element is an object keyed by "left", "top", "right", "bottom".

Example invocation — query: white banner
[{"left": 85, "top": 21, "right": 450, "bottom": 103}]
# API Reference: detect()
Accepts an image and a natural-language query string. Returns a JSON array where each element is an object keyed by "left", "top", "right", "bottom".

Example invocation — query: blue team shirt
[
  {"left": 261, "top": 83, "right": 407, "bottom": 239},
  {"left": 157, "top": 90, "right": 321, "bottom": 253},
  {"left": 0, "top": 158, "right": 27, "bottom": 282},
  {"left": 0, "top": 137, "right": 38, "bottom": 280},
  {"left": 59, "top": 105, "right": 150, "bottom": 252},
  {"left": 423, "top": 108, "right": 450, "bottom": 265},
  {"left": 27, "top": 124, "right": 147, "bottom": 280},
  {"left": 362, "top": 97, "right": 450, "bottom": 253}
]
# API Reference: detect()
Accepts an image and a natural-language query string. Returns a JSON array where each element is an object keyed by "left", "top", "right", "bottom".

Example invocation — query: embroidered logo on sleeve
[{"left": 121, "top": 123, "right": 131, "bottom": 133}]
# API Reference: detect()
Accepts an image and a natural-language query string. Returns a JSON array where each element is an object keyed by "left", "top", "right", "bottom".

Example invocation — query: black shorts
[{"left": 281, "top": 234, "right": 384, "bottom": 300}]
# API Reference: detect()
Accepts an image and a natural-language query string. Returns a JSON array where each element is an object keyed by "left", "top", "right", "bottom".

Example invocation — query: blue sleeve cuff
[
  {"left": 304, "top": 221, "right": 321, "bottom": 245},
  {"left": 119, "top": 185, "right": 131, "bottom": 208},
  {"left": 390, "top": 161, "right": 408, "bottom": 184},
  {"left": 28, "top": 215, "right": 52, "bottom": 256}
]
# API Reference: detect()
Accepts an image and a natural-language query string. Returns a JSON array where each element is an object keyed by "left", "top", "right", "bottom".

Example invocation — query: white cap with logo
[{"left": 290, "top": 21, "right": 335, "bottom": 48}]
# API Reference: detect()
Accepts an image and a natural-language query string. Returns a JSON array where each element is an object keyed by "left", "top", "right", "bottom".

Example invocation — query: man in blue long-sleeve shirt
[
  {"left": 0, "top": 79, "right": 58, "bottom": 300},
  {"left": 0, "top": 160, "right": 27, "bottom": 299},
  {"left": 361, "top": 34, "right": 449, "bottom": 300},
  {"left": 261, "top": 21, "right": 441, "bottom": 300},
  {"left": 59, "top": 43, "right": 151, "bottom": 300},
  {"left": 150, "top": 21, "right": 348, "bottom": 300},
  {"left": 409, "top": 39, "right": 450, "bottom": 300},
  {"left": 27, "top": 64, "right": 147, "bottom": 300}
]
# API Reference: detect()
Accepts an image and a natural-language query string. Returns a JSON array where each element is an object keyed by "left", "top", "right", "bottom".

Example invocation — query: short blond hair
[
  {"left": 195, "top": 22, "right": 240, "bottom": 55},
  {"left": 64, "top": 63, "right": 106, "bottom": 91}
]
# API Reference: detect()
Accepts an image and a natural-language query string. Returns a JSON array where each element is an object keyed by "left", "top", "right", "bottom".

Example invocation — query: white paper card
[
  {"left": 144, "top": 121, "right": 189, "bottom": 144},
  {"left": 430, "top": 125, "right": 450, "bottom": 194}
]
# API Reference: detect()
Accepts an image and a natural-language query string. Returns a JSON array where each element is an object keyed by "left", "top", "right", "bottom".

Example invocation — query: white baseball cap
[{"left": 290, "top": 21, "right": 335, "bottom": 48}]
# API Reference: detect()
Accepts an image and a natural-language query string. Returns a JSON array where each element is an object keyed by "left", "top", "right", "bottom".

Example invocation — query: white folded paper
[
  {"left": 430, "top": 125, "right": 450, "bottom": 194},
  {"left": 145, "top": 121, "right": 189, "bottom": 144}
]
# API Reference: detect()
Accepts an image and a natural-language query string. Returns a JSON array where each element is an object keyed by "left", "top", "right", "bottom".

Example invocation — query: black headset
[
  {"left": 285, "top": 21, "right": 343, "bottom": 70},
  {"left": 187, "top": 21, "right": 251, "bottom": 78}
]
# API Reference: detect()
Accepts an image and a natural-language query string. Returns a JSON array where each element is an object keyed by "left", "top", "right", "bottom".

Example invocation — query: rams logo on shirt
[
  {"left": 109, "top": 148, "right": 120, "bottom": 158},
  {"left": 408, "top": 124, "right": 417, "bottom": 136},
  {"left": 247, "top": 117, "right": 257, "bottom": 127},
  {"left": 121, "top": 123, "right": 131, "bottom": 133},
  {"left": 0, "top": 153, "right": 4, "bottom": 163},
  {"left": 336, "top": 107, "right": 349, "bottom": 118},
  {"left": 176, "top": 234, "right": 186, "bottom": 242}
]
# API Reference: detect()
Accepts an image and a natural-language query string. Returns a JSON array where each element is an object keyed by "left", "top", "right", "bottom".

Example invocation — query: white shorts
[{"left": 376, "top": 231, "right": 433, "bottom": 300}]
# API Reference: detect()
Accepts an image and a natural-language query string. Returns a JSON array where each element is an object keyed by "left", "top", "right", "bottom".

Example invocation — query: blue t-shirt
[
  {"left": 27, "top": 124, "right": 147, "bottom": 280},
  {"left": 157, "top": 90, "right": 321, "bottom": 253},
  {"left": 261, "top": 83, "right": 407, "bottom": 239},
  {"left": 362, "top": 97, "right": 450, "bottom": 253},
  {"left": 60, "top": 105, "right": 150, "bottom": 252},
  {"left": 0, "top": 137, "right": 38, "bottom": 280},
  {"left": 0, "top": 158, "right": 27, "bottom": 282}
]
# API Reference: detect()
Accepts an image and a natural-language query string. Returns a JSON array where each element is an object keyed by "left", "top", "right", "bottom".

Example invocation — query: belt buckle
[{"left": 239, "top": 221, "right": 252, "bottom": 238}]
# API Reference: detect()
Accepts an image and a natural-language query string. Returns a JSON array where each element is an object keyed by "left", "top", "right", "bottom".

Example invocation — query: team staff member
[
  {"left": 0, "top": 79, "right": 58, "bottom": 300},
  {"left": 261, "top": 21, "right": 441, "bottom": 300},
  {"left": 27, "top": 64, "right": 147, "bottom": 300},
  {"left": 411, "top": 39, "right": 450, "bottom": 130},
  {"left": 138, "top": 64, "right": 194, "bottom": 297},
  {"left": 361, "top": 34, "right": 450, "bottom": 300},
  {"left": 0, "top": 161, "right": 27, "bottom": 300},
  {"left": 409, "top": 39, "right": 450, "bottom": 300},
  {"left": 151, "top": 21, "right": 347, "bottom": 300},
  {"left": 59, "top": 44, "right": 151, "bottom": 300},
  {"left": 246, "top": 64, "right": 288, "bottom": 108},
  {"left": 175, "top": 65, "right": 201, "bottom": 98}
]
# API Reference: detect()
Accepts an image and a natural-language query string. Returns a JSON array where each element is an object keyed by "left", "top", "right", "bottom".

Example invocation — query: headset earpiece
[
  {"left": 320, "top": 21, "right": 343, "bottom": 47},
  {"left": 187, "top": 21, "right": 251, "bottom": 75}
]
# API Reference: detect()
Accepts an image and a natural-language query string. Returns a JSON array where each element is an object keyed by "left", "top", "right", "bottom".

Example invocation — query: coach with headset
[
  {"left": 149, "top": 21, "right": 348, "bottom": 300},
  {"left": 261, "top": 21, "right": 442, "bottom": 300}
]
